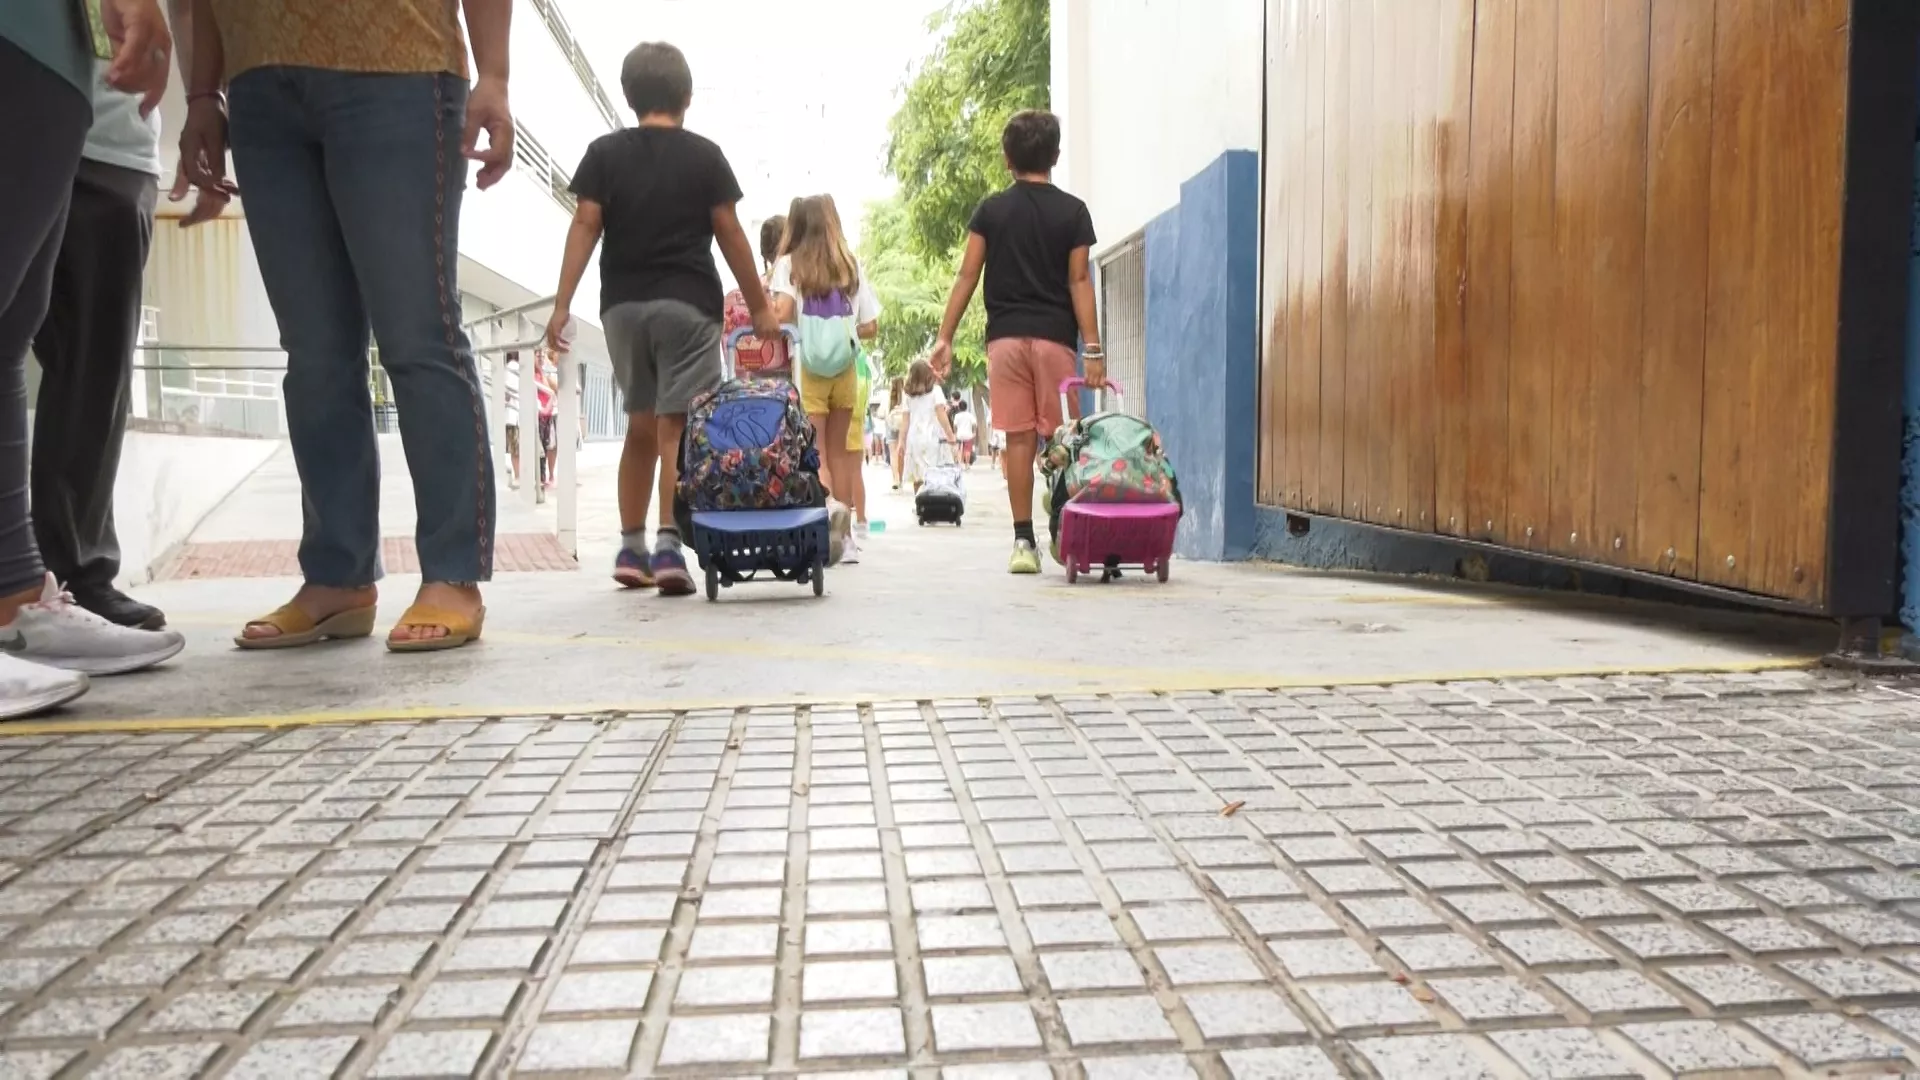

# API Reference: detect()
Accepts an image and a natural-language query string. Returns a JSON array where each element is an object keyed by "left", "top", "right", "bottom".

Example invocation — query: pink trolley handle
[{"left": 1059, "top": 377, "right": 1125, "bottom": 419}]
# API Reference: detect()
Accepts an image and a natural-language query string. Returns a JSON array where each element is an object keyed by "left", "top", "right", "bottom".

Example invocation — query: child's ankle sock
[
  {"left": 1013, "top": 520, "right": 1036, "bottom": 546},
  {"left": 654, "top": 527, "right": 683, "bottom": 554},
  {"left": 621, "top": 528, "right": 648, "bottom": 556}
]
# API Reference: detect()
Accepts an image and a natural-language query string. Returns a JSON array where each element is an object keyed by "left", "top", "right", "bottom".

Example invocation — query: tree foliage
[
  {"left": 885, "top": 0, "right": 1050, "bottom": 261},
  {"left": 858, "top": 196, "right": 986, "bottom": 389},
  {"left": 860, "top": 0, "right": 1049, "bottom": 394}
]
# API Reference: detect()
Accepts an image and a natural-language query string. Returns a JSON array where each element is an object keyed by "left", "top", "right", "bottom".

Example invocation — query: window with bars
[{"left": 1097, "top": 233, "right": 1147, "bottom": 418}]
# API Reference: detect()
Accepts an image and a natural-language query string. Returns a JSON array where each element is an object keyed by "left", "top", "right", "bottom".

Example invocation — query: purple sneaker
[
  {"left": 650, "top": 547, "right": 696, "bottom": 596},
  {"left": 613, "top": 548, "right": 654, "bottom": 590}
]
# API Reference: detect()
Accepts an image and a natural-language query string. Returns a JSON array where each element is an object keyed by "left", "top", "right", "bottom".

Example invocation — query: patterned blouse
[{"left": 209, "top": 0, "right": 469, "bottom": 82}]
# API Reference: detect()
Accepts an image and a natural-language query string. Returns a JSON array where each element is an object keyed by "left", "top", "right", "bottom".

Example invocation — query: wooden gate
[{"left": 1258, "top": 0, "right": 1917, "bottom": 612}]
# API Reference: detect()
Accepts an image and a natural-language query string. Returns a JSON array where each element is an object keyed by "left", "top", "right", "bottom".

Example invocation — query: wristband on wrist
[{"left": 187, "top": 89, "right": 226, "bottom": 105}]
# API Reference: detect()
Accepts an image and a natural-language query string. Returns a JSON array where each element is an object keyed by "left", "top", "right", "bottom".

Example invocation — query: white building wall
[{"left": 1050, "top": 0, "right": 1263, "bottom": 250}]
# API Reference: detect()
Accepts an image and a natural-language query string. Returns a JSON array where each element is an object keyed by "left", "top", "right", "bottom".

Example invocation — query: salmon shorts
[{"left": 987, "top": 337, "right": 1078, "bottom": 436}]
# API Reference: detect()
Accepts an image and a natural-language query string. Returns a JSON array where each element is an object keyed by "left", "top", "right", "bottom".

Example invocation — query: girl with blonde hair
[{"left": 768, "top": 195, "right": 881, "bottom": 560}]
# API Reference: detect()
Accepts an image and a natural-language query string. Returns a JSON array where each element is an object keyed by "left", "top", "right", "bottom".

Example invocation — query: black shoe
[{"left": 69, "top": 585, "right": 166, "bottom": 630}]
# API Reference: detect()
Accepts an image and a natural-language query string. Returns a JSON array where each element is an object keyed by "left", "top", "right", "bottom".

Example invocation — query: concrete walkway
[
  {"left": 60, "top": 447, "right": 1829, "bottom": 726},
  {"left": 2, "top": 671, "right": 1919, "bottom": 1078}
]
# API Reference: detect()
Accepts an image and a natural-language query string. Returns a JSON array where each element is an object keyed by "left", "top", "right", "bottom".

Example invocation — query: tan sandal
[
  {"left": 233, "top": 603, "right": 377, "bottom": 650},
  {"left": 386, "top": 603, "right": 486, "bottom": 653}
]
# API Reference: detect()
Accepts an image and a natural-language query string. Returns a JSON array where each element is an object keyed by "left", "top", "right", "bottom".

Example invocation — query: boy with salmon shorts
[{"left": 930, "top": 109, "right": 1104, "bottom": 574}]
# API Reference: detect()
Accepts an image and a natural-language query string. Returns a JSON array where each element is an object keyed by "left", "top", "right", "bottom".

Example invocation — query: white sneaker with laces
[
  {"left": 0, "top": 653, "right": 88, "bottom": 719},
  {"left": 842, "top": 529, "right": 861, "bottom": 565},
  {"left": 0, "top": 575, "right": 186, "bottom": 675}
]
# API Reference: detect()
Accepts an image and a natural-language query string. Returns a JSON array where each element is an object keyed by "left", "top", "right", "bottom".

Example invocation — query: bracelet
[
  {"left": 187, "top": 89, "right": 226, "bottom": 105},
  {"left": 1083, "top": 346, "right": 1106, "bottom": 360}
]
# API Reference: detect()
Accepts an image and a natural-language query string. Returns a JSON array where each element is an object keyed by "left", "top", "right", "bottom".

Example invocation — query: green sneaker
[{"left": 1009, "top": 541, "right": 1042, "bottom": 575}]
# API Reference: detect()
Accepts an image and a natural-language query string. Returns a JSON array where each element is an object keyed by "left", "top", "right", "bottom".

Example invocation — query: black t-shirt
[
  {"left": 570, "top": 127, "right": 744, "bottom": 319},
  {"left": 966, "top": 180, "right": 1097, "bottom": 348}
]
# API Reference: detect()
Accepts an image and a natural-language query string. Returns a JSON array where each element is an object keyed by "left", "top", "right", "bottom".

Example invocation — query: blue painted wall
[{"left": 1142, "top": 151, "right": 1259, "bottom": 560}]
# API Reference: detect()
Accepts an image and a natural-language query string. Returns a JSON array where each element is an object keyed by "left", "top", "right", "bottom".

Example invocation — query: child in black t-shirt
[
  {"left": 930, "top": 109, "right": 1105, "bottom": 575},
  {"left": 547, "top": 41, "right": 778, "bottom": 597}
]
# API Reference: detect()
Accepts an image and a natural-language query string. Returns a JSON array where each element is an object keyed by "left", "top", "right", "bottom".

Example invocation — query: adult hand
[
  {"left": 103, "top": 0, "right": 173, "bottom": 116},
  {"left": 463, "top": 76, "right": 514, "bottom": 190},
  {"left": 929, "top": 338, "right": 953, "bottom": 381},
  {"left": 168, "top": 171, "right": 232, "bottom": 227},
  {"left": 544, "top": 307, "right": 571, "bottom": 354},
  {"left": 1083, "top": 354, "right": 1108, "bottom": 389},
  {"left": 176, "top": 96, "right": 235, "bottom": 204},
  {"left": 751, "top": 309, "right": 781, "bottom": 344}
]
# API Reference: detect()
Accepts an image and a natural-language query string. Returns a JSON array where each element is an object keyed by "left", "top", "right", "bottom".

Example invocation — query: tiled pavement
[{"left": 8, "top": 674, "right": 1920, "bottom": 1076}]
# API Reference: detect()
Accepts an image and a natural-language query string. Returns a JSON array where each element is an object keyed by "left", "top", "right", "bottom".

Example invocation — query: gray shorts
[{"left": 604, "top": 299, "right": 723, "bottom": 415}]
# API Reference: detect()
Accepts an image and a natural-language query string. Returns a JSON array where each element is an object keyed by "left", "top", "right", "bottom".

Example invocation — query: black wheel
[
  {"left": 1066, "top": 563, "right": 1078, "bottom": 584},
  {"left": 1157, "top": 560, "right": 1170, "bottom": 583},
  {"left": 812, "top": 558, "right": 825, "bottom": 597},
  {"left": 704, "top": 566, "right": 719, "bottom": 602}
]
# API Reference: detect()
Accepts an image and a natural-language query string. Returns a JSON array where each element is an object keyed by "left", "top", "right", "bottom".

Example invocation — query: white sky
[{"left": 557, "top": 0, "right": 952, "bottom": 259}]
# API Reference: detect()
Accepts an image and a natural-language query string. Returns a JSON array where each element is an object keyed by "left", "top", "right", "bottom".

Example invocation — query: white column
[
  {"left": 484, "top": 321, "right": 507, "bottom": 483},
  {"left": 517, "top": 316, "right": 543, "bottom": 507},
  {"left": 1052, "top": 0, "right": 1094, "bottom": 197},
  {"left": 556, "top": 357, "right": 579, "bottom": 557}
]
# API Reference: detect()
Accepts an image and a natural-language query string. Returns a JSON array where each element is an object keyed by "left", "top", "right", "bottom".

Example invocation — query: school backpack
[
  {"left": 796, "top": 290, "right": 861, "bottom": 379},
  {"left": 677, "top": 377, "right": 825, "bottom": 514},
  {"left": 1040, "top": 410, "right": 1182, "bottom": 548},
  {"left": 722, "top": 287, "right": 787, "bottom": 374}
]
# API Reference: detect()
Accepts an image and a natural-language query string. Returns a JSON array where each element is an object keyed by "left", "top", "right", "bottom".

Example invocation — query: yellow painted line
[{"left": 0, "top": 654, "right": 1822, "bottom": 736}]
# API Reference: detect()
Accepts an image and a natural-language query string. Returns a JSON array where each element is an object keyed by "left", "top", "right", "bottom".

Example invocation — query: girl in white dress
[{"left": 899, "top": 359, "right": 957, "bottom": 490}]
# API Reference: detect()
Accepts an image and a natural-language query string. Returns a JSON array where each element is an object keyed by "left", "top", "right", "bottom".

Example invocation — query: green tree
[
  {"left": 858, "top": 196, "right": 987, "bottom": 389},
  {"left": 863, "top": 0, "right": 1048, "bottom": 395},
  {"left": 885, "top": 0, "right": 1049, "bottom": 260}
]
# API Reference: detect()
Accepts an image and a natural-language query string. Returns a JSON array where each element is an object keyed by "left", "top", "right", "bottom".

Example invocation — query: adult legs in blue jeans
[{"left": 228, "top": 68, "right": 494, "bottom": 649}]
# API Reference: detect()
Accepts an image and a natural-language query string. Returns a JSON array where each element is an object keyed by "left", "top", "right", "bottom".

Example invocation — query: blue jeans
[{"left": 229, "top": 68, "right": 494, "bottom": 586}]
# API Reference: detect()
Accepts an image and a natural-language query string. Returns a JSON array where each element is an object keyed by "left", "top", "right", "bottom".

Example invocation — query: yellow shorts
[{"left": 799, "top": 364, "right": 861, "bottom": 419}]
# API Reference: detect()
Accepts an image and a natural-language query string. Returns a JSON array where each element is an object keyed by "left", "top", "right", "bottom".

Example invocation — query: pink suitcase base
[{"left": 1057, "top": 501, "right": 1181, "bottom": 583}]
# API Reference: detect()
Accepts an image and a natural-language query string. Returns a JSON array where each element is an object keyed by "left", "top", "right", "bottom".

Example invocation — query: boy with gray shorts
[{"left": 547, "top": 42, "right": 778, "bottom": 596}]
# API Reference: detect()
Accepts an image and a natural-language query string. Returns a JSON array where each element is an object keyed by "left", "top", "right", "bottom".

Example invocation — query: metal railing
[
  {"left": 1096, "top": 230, "right": 1148, "bottom": 420},
  {"left": 527, "top": 0, "right": 624, "bottom": 133},
  {"left": 140, "top": 320, "right": 582, "bottom": 561},
  {"left": 512, "top": 121, "right": 579, "bottom": 214},
  {"left": 134, "top": 345, "right": 288, "bottom": 438},
  {"left": 462, "top": 296, "right": 579, "bottom": 558}
]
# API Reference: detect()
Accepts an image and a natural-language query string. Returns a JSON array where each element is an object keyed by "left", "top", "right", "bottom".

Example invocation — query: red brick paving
[{"left": 161, "top": 533, "right": 578, "bottom": 580}]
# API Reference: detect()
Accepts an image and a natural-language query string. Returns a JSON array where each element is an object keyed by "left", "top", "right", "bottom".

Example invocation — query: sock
[
  {"left": 621, "top": 528, "right": 648, "bottom": 556},
  {"left": 654, "top": 527, "right": 683, "bottom": 554},
  {"left": 1013, "top": 520, "right": 1036, "bottom": 546}
]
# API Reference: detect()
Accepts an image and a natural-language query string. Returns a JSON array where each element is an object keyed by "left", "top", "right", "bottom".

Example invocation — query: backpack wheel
[
  {"left": 1157, "top": 560, "right": 1170, "bottom": 583},
  {"left": 704, "top": 566, "right": 719, "bottom": 601},
  {"left": 812, "top": 557, "right": 825, "bottom": 597},
  {"left": 1066, "top": 562, "right": 1078, "bottom": 584}
]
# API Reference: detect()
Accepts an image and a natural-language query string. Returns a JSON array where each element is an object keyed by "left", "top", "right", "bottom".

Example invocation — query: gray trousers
[
  {"left": 31, "top": 159, "right": 157, "bottom": 590},
  {"left": 0, "top": 39, "right": 91, "bottom": 597}
]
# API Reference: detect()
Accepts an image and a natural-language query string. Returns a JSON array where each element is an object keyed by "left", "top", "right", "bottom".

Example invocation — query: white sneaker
[
  {"left": 0, "top": 575, "right": 186, "bottom": 675},
  {"left": 843, "top": 530, "right": 862, "bottom": 565},
  {"left": 0, "top": 653, "right": 88, "bottom": 719}
]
